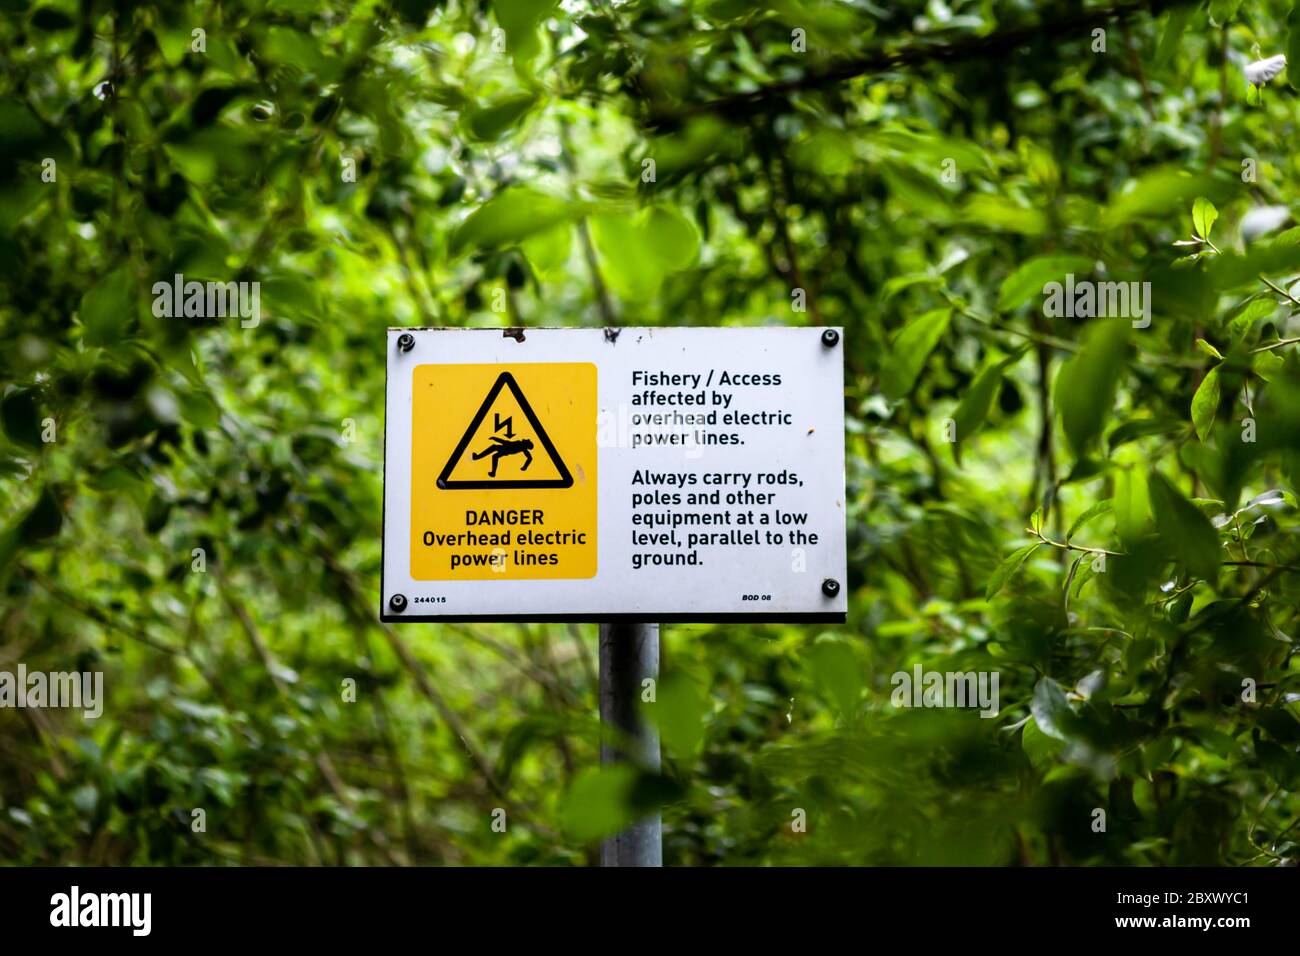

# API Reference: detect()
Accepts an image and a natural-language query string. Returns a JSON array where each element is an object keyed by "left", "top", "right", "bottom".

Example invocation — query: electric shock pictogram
[{"left": 438, "top": 372, "right": 573, "bottom": 489}]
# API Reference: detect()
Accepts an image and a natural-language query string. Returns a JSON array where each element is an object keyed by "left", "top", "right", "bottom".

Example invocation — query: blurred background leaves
[{"left": 1, "top": 0, "right": 1299, "bottom": 866}]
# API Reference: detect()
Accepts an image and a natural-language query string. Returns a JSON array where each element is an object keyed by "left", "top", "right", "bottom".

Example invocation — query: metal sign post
[{"left": 599, "top": 621, "right": 661, "bottom": 867}]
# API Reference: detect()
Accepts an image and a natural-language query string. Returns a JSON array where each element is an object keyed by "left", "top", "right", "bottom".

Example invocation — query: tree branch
[{"left": 644, "top": 0, "right": 1194, "bottom": 125}]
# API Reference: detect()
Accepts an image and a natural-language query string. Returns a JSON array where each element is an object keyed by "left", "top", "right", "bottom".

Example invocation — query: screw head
[
  {"left": 389, "top": 593, "right": 408, "bottom": 613},
  {"left": 397, "top": 332, "right": 415, "bottom": 353},
  {"left": 821, "top": 329, "right": 840, "bottom": 348},
  {"left": 821, "top": 578, "right": 841, "bottom": 598}
]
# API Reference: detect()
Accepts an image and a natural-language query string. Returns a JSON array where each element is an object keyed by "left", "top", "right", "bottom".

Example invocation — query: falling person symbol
[
  {"left": 472, "top": 436, "right": 534, "bottom": 477},
  {"left": 437, "top": 371, "right": 573, "bottom": 490}
]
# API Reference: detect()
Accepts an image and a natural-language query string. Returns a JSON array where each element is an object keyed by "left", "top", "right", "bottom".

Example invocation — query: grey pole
[{"left": 598, "top": 622, "right": 662, "bottom": 866}]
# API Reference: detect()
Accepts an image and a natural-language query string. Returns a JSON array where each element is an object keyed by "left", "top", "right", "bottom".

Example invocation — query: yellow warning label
[{"left": 410, "top": 363, "right": 597, "bottom": 580}]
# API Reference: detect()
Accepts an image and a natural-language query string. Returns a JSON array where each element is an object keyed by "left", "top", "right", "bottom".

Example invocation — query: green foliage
[
  {"left": 1192, "top": 365, "right": 1222, "bottom": 441},
  {"left": 1148, "top": 471, "right": 1222, "bottom": 581},
  {"left": 985, "top": 543, "right": 1043, "bottom": 601},
  {"left": 881, "top": 307, "right": 952, "bottom": 400},
  {"left": 998, "top": 257, "right": 1094, "bottom": 312},
  {"left": 2, "top": 0, "right": 1299, "bottom": 868},
  {"left": 451, "top": 188, "right": 582, "bottom": 256},
  {"left": 647, "top": 674, "right": 707, "bottom": 759},
  {"left": 951, "top": 347, "right": 1026, "bottom": 465},
  {"left": 1193, "top": 197, "right": 1219, "bottom": 242}
]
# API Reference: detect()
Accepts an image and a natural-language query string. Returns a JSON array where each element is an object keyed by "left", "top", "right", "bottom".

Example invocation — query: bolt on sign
[{"left": 383, "top": 327, "right": 847, "bottom": 622}]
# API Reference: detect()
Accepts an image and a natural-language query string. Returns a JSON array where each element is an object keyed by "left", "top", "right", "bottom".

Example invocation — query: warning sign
[
  {"left": 383, "top": 328, "right": 847, "bottom": 622},
  {"left": 409, "top": 363, "right": 597, "bottom": 582}
]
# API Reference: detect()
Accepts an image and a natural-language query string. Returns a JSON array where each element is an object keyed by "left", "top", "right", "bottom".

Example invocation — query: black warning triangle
[{"left": 437, "top": 372, "right": 573, "bottom": 490}]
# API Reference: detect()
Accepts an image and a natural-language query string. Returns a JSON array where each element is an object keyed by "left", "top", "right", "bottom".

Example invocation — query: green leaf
[
  {"left": 1103, "top": 170, "right": 1215, "bottom": 228},
  {"left": 881, "top": 274, "right": 939, "bottom": 301},
  {"left": 951, "top": 347, "right": 1027, "bottom": 465},
  {"left": 0, "top": 100, "right": 66, "bottom": 169},
  {"left": 985, "top": 542, "right": 1042, "bottom": 600},
  {"left": 1067, "top": 499, "right": 1113, "bottom": 542},
  {"left": 462, "top": 92, "right": 538, "bottom": 142},
  {"left": 1113, "top": 467, "right": 1151, "bottom": 544},
  {"left": 0, "top": 485, "right": 65, "bottom": 574},
  {"left": 881, "top": 307, "right": 952, "bottom": 400},
  {"left": 1030, "top": 677, "right": 1075, "bottom": 742},
  {"left": 492, "top": 0, "right": 560, "bottom": 69},
  {"left": 178, "top": 389, "right": 219, "bottom": 430},
  {"left": 1192, "top": 366, "right": 1221, "bottom": 442},
  {"left": 648, "top": 674, "right": 706, "bottom": 758},
  {"left": 961, "top": 195, "right": 1045, "bottom": 235},
  {"left": 259, "top": 26, "right": 334, "bottom": 80},
  {"left": 1253, "top": 349, "right": 1285, "bottom": 382},
  {"left": 1259, "top": 706, "right": 1300, "bottom": 744},
  {"left": 1021, "top": 717, "right": 1065, "bottom": 768},
  {"left": 647, "top": 116, "right": 735, "bottom": 181},
  {"left": 557, "top": 764, "right": 637, "bottom": 842},
  {"left": 1107, "top": 417, "right": 1183, "bottom": 452},
  {"left": 260, "top": 271, "right": 319, "bottom": 321},
  {"left": 997, "top": 255, "right": 1093, "bottom": 312},
  {"left": 591, "top": 213, "right": 662, "bottom": 301},
  {"left": 1054, "top": 318, "right": 1130, "bottom": 457},
  {"left": 1205, "top": 240, "right": 1300, "bottom": 291},
  {"left": 79, "top": 267, "right": 133, "bottom": 346},
  {"left": 591, "top": 207, "right": 700, "bottom": 301},
  {"left": 807, "top": 638, "right": 862, "bottom": 715},
  {"left": 1192, "top": 197, "right": 1218, "bottom": 241},
  {"left": 520, "top": 222, "right": 572, "bottom": 276},
  {"left": 1063, "top": 457, "right": 1109, "bottom": 484},
  {"left": 1209, "top": 0, "right": 1242, "bottom": 27},
  {"left": 449, "top": 188, "right": 580, "bottom": 256},
  {"left": 1194, "top": 338, "right": 1223, "bottom": 360},
  {"left": 164, "top": 142, "right": 218, "bottom": 185},
  {"left": 950, "top": 364, "right": 1000, "bottom": 464},
  {"left": 1227, "top": 297, "right": 1275, "bottom": 336},
  {"left": 642, "top": 206, "right": 700, "bottom": 272},
  {"left": 1148, "top": 471, "right": 1222, "bottom": 580},
  {"left": 1154, "top": 6, "right": 1194, "bottom": 69},
  {"left": 1256, "top": 739, "right": 1300, "bottom": 789},
  {"left": 882, "top": 165, "right": 954, "bottom": 218}
]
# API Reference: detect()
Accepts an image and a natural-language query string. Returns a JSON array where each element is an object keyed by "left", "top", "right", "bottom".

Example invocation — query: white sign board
[{"left": 382, "top": 327, "right": 846, "bottom": 622}]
